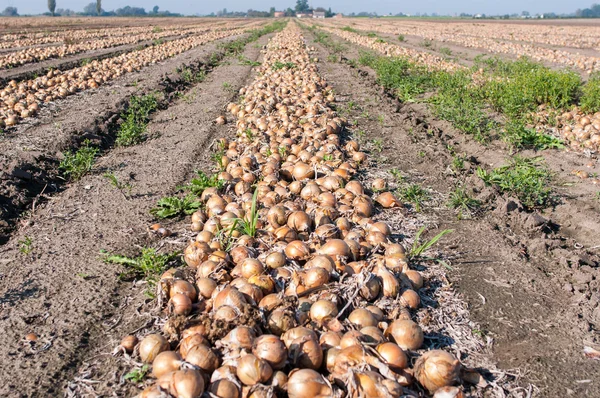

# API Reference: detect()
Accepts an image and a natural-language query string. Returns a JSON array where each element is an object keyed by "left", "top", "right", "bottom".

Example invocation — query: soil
[
  {"left": 306, "top": 28, "right": 600, "bottom": 397},
  {"left": 0, "top": 31, "right": 269, "bottom": 397}
]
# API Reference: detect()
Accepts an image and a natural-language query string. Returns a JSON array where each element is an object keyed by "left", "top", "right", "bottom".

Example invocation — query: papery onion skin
[
  {"left": 414, "top": 350, "right": 462, "bottom": 393},
  {"left": 139, "top": 334, "right": 170, "bottom": 363},
  {"left": 287, "top": 369, "right": 332, "bottom": 398}
]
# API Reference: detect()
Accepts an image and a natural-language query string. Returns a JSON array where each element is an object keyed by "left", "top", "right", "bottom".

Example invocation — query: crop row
[
  {"left": 317, "top": 23, "right": 600, "bottom": 154},
  {"left": 325, "top": 19, "right": 600, "bottom": 74},
  {"left": 0, "top": 25, "right": 256, "bottom": 128},
  {"left": 112, "top": 23, "right": 478, "bottom": 398}
]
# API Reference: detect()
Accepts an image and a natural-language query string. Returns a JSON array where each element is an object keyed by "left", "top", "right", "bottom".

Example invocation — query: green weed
[
  {"left": 272, "top": 61, "right": 296, "bottom": 70},
  {"left": 124, "top": 365, "right": 150, "bottom": 383},
  {"left": 116, "top": 94, "right": 159, "bottom": 147},
  {"left": 19, "top": 236, "right": 33, "bottom": 255},
  {"left": 104, "top": 248, "right": 179, "bottom": 296},
  {"left": 398, "top": 183, "right": 429, "bottom": 212},
  {"left": 186, "top": 170, "right": 223, "bottom": 196},
  {"left": 477, "top": 156, "right": 552, "bottom": 208},
  {"left": 448, "top": 186, "right": 481, "bottom": 218},
  {"left": 150, "top": 195, "right": 202, "bottom": 219},
  {"left": 59, "top": 139, "right": 99, "bottom": 180},
  {"left": 501, "top": 120, "right": 563, "bottom": 150},
  {"left": 103, "top": 172, "right": 132, "bottom": 195},
  {"left": 580, "top": 72, "right": 600, "bottom": 113},
  {"left": 236, "top": 189, "right": 259, "bottom": 237},
  {"left": 409, "top": 227, "right": 453, "bottom": 260}
]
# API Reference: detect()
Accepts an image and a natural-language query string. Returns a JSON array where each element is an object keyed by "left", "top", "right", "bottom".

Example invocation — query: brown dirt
[
  {"left": 307, "top": 28, "right": 600, "bottom": 397},
  {"left": 0, "top": 34, "right": 268, "bottom": 397}
]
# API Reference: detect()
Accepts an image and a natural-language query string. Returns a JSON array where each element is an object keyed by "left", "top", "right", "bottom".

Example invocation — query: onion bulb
[
  {"left": 236, "top": 354, "right": 273, "bottom": 386},
  {"left": 139, "top": 334, "right": 169, "bottom": 363},
  {"left": 152, "top": 351, "right": 182, "bottom": 378},
  {"left": 287, "top": 369, "right": 332, "bottom": 398},
  {"left": 414, "top": 350, "right": 462, "bottom": 393},
  {"left": 156, "top": 369, "right": 205, "bottom": 398},
  {"left": 252, "top": 334, "right": 288, "bottom": 369},
  {"left": 385, "top": 319, "right": 424, "bottom": 350}
]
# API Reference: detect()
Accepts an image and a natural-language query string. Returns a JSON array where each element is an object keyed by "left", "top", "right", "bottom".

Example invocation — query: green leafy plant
[
  {"left": 116, "top": 94, "right": 159, "bottom": 147},
  {"left": 501, "top": 120, "right": 564, "bottom": 150},
  {"left": 409, "top": 227, "right": 453, "bottom": 260},
  {"left": 59, "top": 139, "right": 99, "bottom": 180},
  {"left": 104, "top": 248, "right": 179, "bottom": 296},
  {"left": 477, "top": 156, "right": 553, "bottom": 209},
  {"left": 272, "top": 61, "right": 296, "bottom": 70},
  {"left": 397, "top": 34, "right": 405, "bottom": 42},
  {"left": 19, "top": 236, "right": 33, "bottom": 255},
  {"left": 186, "top": 171, "right": 223, "bottom": 196},
  {"left": 124, "top": 364, "right": 150, "bottom": 383},
  {"left": 398, "top": 183, "right": 429, "bottom": 212},
  {"left": 580, "top": 72, "right": 600, "bottom": 113},
  {"left": 103, "top": 172, "right": 132, "bottom": 195},
  {"left": 150, "top": 195, "right": 201, "bottom": 219},
  {"left": 448, "top": 186, "right": 481, "bottom": 218}
]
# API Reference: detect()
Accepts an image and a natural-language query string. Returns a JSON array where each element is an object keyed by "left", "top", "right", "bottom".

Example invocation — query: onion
[
  {"left": 139, "top": 334, "right": 170, "bottom": 363},
  {"left": 252, "top": 334, "right": 288, "bottom": 369},
  {"left": 120, "top": 335, "right": 138, "bottom": 354},
  {"left": 348, "top": 308, "right": 378, "bottom": 328},
  {"left": 433, "top": 386, "right": 465, "bottom": 398},
  {"left": 284, "top": 240, "right": 311, "bottom": 261},
  {"left": 385, "top": 319, "right": 424, "bottom": 350},
  {"left": 376, "top": 342, "right": 408, "bottom": 370},
  {"left": 169, "top": 293, "right": 193, "bottom": 315},
  {"left": 309, "top": 300, "right": 338, "bottom": 322},
  {"left": 184, "top": 344, "right": 220, "bottom": 372},
  {"left": 152, "top": 351, "right": 183, "bottom": 378},
  {"left": 209, "top": 379, "right": 241, "bottom": 398},
  {"left": 222, "top": 326, "right": 256, "bottom": 349},
  {"left": 180, "top": 334, "right": 210, "bottom": 358},
  {"left": 400, "top": 289, "right": 421, "bottom": 309},
  {"left": 414, "top": 350, "right": 462, "bottom": 393},
  {"left": 170, "top": 280, "right": 197, "bottom": 302},
  {"left": 156, "top": 369, "right": 205, "bottom": 398},
  {"left": 236, "top": 354, "right": 273, "bottom": 386},
  {"left": 287, "top": 369, "right": 332, "bottom": 398},
  {"left": 289, "top": 335, "right": 323, "bottom": 369}
]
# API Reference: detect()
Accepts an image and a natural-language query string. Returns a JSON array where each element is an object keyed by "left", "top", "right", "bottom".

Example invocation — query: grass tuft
[{"left": 59, "top": 139, "right": 99, "bottom": 180}]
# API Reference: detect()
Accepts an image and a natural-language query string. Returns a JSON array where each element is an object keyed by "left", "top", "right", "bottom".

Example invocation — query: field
[{"left": 0, "top": 16, "right": 599, "bottom": 398}]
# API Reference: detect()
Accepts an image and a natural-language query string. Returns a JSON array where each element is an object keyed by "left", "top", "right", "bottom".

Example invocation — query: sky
[{"left": 9, "top": 0, "right": 595, "bottom": 17}]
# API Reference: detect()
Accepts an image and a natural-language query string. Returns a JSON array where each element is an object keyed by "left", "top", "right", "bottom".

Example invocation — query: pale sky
[{"left": 8, "top": 0, "right": 596, "bottom": 17}]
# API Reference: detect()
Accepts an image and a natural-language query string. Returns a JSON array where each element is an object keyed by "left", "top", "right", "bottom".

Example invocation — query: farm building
[
  {"left": 273, "top": 11, "right": 285, "bottom": 18},
  {"left": 313, "top": 11, "right": 326, "bottom": 18}
]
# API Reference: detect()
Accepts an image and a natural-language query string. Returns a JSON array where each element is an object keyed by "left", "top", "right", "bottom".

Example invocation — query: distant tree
[
  {"left": 269, "top": 7, "right": 275, "bottom": 16},
  {"left": 2, "top": 6, "right": 19, "bottom": 16},
  {"left": 285, "top": 7, "right": 295, "bottom": 16},
  {"left": 325, "top": 7, "right": 333, "bottom": 17},
  {"left": 153, "top": 5, "right": 159, "bottom": 14},
  {"left": 48, "top": 0, "right": 56, "bottom": 16},
  {"left": 295, "top": 0, "right": 309, "bottom": 13},
  {"left": 521, "top": 10, "right": 530, "bottom": 16},
  {"left": 96, "top": 0, "right": 101, "bottom": 15},
  {"left": 82, "top": 3, "right": 97, "bottom": 15}
]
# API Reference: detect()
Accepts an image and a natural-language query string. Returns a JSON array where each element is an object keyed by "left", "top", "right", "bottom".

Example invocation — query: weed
[
  {"left": 323, "top": 154, "right": 334, "bottom": 161},
  {"left": 421, "top": 39, "right": 433, "bottom": 48},
  {"left": 116, "top": 94, "right": 159, "bottom": 147},
  {"left": 103, "top": 172, "right": 132, "bottom": 195},
  {"left": 398, "top": 183, "right": 429, "bottom": 212},
  {"left": 124, "top": 364, "right": 150, "bottom": 383},
  {"left": 152, "top": 26, "right": 162, "bottom": 33},
  {"left": 398, "top": 34, "right": 405, "bottom": 42},
  {"left": 448, "top": 186, "right": 481, "bottom": 218},
  {"left": 327, "top": 54, "right": 338, "bottom": 63},
  {"left": 177, "top": 66, "right": 206, "bottom": 84},
  {"left": 186, "top": 170, "right": 223, "bottom": 196},
  {"left": 389, "top": 168, "right": 405, "bottom": 183},
  {"left": 272, "top": 61, "right": 296, "bottom": 70},
  {"left": 152, "top": 38, "right": 164, "bottom": 46},
  {"left": 477, "top": 156, "right": 552, "bottom": 208},
  {"left": 377, "top": 114, "right": 385, "bottom": 125},
  {"left": 151, "top": 194, "right": 202, "bottom": 219},
  {"left": 80, "top": 58, "right": 92, "bottom": 66},
  {"left": 372, "top": 139, "right": 384, "bottom": 153},
  {"left": 409, "top": 227, "right": 453, "bottom": 259},
  {"left": 341, "top": 26, "right": 359, "bottom": 33},
  {"left": 104, "top": 248, "right": 179, "bottom": 296},
  {"left": 59, "top": 139, "right": 99, "bottom": 180},
  {"left": 418, "top": 151, "right": 426, "bottom": 158},
  {"left": 501, "top": 120, "right": 564, "bottom": 151},
  {"left": 451, "top": 154, "right": 466, "bottom": 171},
  {"left": 19, "top": 236, "right": 33, "bottom": 255},
  {"left": 580, "top": 72, "right": 600, "bottom": 113},
  {"left": 238, "top": 56, "right": 261, "bottom": 67},
  {"left": 439, "top": 47, "right": 452, "bottom": 56},
  {"left": 222, "top": 82, "right": 233, "bottom": 91},
  {"left": 355, "top": 129, "right": 366, "bottom": 145},
  {"left": 278, "top": 146, "right": 288, "bottom": 157}
]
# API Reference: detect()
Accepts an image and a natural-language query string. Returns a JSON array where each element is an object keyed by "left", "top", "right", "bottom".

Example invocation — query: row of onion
[
  {"left": 0, "top": 23, "right": 252, "bottom": 129},
  {"left": 122, "top": 24, "right": 474, "bottom": 398},
  {"left": 0, "top": 22, "right": 255, "bottom": 69}
]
